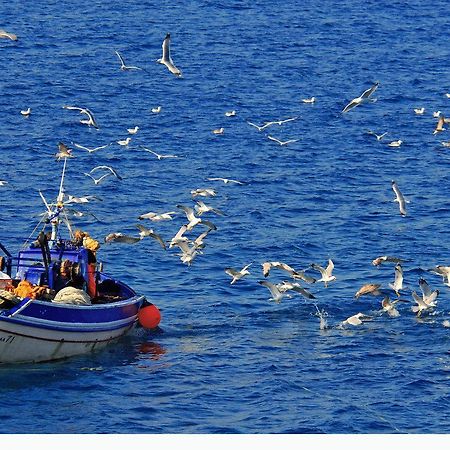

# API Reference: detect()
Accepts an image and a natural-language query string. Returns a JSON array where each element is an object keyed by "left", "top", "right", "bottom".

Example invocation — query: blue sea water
[{"left": 0, "top": 0, "right": 449, "bottom": 435}]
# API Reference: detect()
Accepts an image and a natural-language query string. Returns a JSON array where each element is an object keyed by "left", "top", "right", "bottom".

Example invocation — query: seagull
[
  {"left": 0, "top": 180, "right": 8, "bottom": 186},
  {"left": 175, "top": 241, "right": 200, "bottom": 266},
  {"left": 354, "top": 283, "right": 382, "bottom": 299},
  {"left": 388, "top": 140, "right": 403, "bottom": 147},
  {"left": 90, "top": 165, "right": 122, "bottom": 180},
  {"left": 135, "top": 224, "right": 166, "bottom": 250},
  {"left": 262, "top": 261, "right": 316, "bottom": 283},
  {"left": 302, "top": 97, "right": 316, "bottom": 103},
  {"left": 392, "top": 180, "right": 407, "bottom": 216},
  {"left": 433, "top": 115, "right": 446, "bottom": 134},
  {"left": 446, "top": 94, "right": 450, "bottom": 99},
  {"left": 225, "top": 263, "right": 252, "bottom": 284},
  {"left": 247, "top": 117, "right": 298, "bottom": 131},
  {"left": 414, "top": 107, "right": 425, "bottom": 115},
  {"left": 66, "top": 194, "right": 102, "bottom": 204},
  {"left": 206, "top": 177, "right": 245, "bottom": 185},
  {"left": 117, "top": 137, "right": 131, "bottom": 146},
  {"left": 0, "top": 29, "right": 18, "bottom": 41},
  {"left": 342, "top": 82, "right": 379, "bottom": 113},
  {"left": 20, "top": 108, "right": 31, "bottom": 117},
  {"left": 127, "top": 126, "right": 139, "bottom": 134},
  {"left": 138, "top": 211, "right": 177, "bottom": 221},
  {"left": 63, "top": 105, "right": 99, "bottom": 129},
  {"left": 278, "top": 281, "right": 316, "bottom": 299},
  {"left": 191, "top": 188, "right": 216, "bottom": 198},
  {"left": 141, "top": 147, "right": 179, "bottom": 159},
  {"left": 104, "top": 232, "right": 141, "bottom": 244},
  {"left": 115, "top": 50, "right": 142, "bottom": 71},
  {"left": 429, "top": 265, "right": 450, "bottom": 286},
  {"left": 157, "top": 33, "right": 182, "bottom": 77},
  {"left": 84, "top": 172, "right": 112, "bottom": 185},
  {"left": 151, "top": 106, "right": 162, "bottom": 113},
  {"left": 389, "top": 264, "right": 404, "bottom": 296},
  {"left": 372, "top": 255, "right": 404, "bottom": 266},
  {"left": 441, "top": 141, "right": 450, "bottom": 148},
  {"left": 73, "top": 143, "right": 110, "bottom": 153},
  {"left": 267, "top": 135, "right": 298, "bottom": 146},
  {"left": 411, "top": 291, "right": 434, "bottom": 317},
  {"left": 366, "top": 130, "right": 388, "bottom": 141},
  {"left": 433, "top": 111, "right": 442, "bottom": 118},
  {"left": 258, "top": 280, "right": 289, "bottom": 303},
  {"left": 225, "top": 110, "right": 236, "bottom": 117},
  {"left": 194, "top": 200, "right": 225, "bottom": 216},
  {"left": 193, "top": 228, "right": 213, "bottom": 250},
  {"left": 55, "top": 142, "right": 74, "bottom": 160},
  {"left": 341, "top": 312, "right": 372, "bottom": 326},
  {"left": 176, "top": 204, "right": 217, "bottom": 231},
  {"left": 169, "top": 224, "right": 189, "bottom": 248},
  {"left": 418, "top": 278, "right": 439, "bottom": 307},
  {"left": 381, "top": 297, "right": 401, "bottom": 318},
  {"left": 212, "top": 128, "right": 224, "bottom": 135},
  {"left": 310, "top": 259, "right": 336, "bottom": 287}
]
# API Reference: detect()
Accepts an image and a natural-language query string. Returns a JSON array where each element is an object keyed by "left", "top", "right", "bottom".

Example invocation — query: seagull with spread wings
[
  {"left": 342, "top": 82, "right": 379, "bottom": 113},
  {"left": 63, "top": 105, "right": 99, "bottom": 129},
  {"left": 115, "top": 50, "right": 142, "bottom": 71},
  {"left": 157, "top": 33, "right": 182, "bottom": 77}
]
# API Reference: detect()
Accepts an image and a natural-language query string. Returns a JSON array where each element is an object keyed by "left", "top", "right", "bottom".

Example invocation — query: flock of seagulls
[{"left": 2, "top": 28, "right": 450, "bottom": 332}]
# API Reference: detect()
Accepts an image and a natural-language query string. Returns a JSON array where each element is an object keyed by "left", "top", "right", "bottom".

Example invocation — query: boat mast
[{"left": 49, "top": 158, "right": 68, "bottom": 246}]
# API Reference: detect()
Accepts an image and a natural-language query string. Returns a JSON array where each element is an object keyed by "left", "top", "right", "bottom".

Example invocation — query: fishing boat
[{"left": 0, "top": 160, "right": 161, "bottom": 364}]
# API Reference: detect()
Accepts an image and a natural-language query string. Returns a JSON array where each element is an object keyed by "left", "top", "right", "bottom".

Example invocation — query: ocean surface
[{"left": 0, "top": 0, "right": 449, "bottom": 435}]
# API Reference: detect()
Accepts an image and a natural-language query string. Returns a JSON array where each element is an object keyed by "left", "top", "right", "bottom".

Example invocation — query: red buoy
[{"left": 138, "top": 304, "right": 161, "bottom": 329}]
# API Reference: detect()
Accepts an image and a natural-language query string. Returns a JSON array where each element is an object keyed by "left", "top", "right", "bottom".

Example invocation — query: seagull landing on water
[
  {"left": 63, "top": 105, "right": 99, "bottom": 129},
  {"left": 342, "top": 82, "right": 379, "bottom": 113},
  {"left": 392, "top": 180, "right": 408, "bottom": 217},
  {"left": 225, "top": 263, "right": 252, "bottom": 284},
  {"left": 381, "top": 297, "right": 403, "bottom": 318},
  {"left": 341, "top": 312, "right": 372, "bottom": 327},
  {"left": 157, "top": 33, "right": 182, "bottom": 77},
  {"left": 115, "top": 51, "right": 142, "bottom": 71},
  {"left": 310, "top": 259, "right": 336, "bottom": 287}
]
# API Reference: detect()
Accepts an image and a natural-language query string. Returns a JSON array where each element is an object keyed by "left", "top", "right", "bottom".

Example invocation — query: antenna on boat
[{"left": 48, "top": 158, "right": 69, "bottom": 246}]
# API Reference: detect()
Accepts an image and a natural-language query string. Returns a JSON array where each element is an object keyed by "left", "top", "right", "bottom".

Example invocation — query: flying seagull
[
  {"left": 389, "top": 264, "right": 404, "bottom": 297},
  {"left": 341, "top": 312, "right": 372, "bottom": 326},
  {"left": 372, "top": 255, "right": 404, "bottom": 267},
  {"left": 267, "top": 135, "right": 299, "bottom": 146},
  {"left": 135, "top": 224, "right": 166, "bottom": 250},
  {"left": 310, "top": 259, "right": 336, "bottom": 287},
  {"left": 115, "top": 50, "right": 142, "bottom": 71},
  {"left": 354, "top": 283, "right": 382, "bottom": 299},
  {"left": 206, "top": 177, "right": 245, "bottom": 185},
  {"left": 55, "top": 142, "right": 74, "bottom": 160},
  {"left": 225, "top": 263, "right": 252, "bottom": 284},
  {"left": 157, "top": 33, "right": 182, "bottom": 77},
  {"left": 366, "top": 130, "right": 387, "bottom": 141},
  {"left": 90, "top": 165, "right": 122, "bottom": 180},
  {"left": 63, "top": 105, "right": 99, "bottom": 129},
  {"left": 73, "top": 143, "right": 110, "bottom": 153},
  {"left": 392, "top": 180, "right": 407, "bottom": 217},
  {"left": 342, "top": 82, "right": 379, "bottom": 113},
  {"left": 141, "top": 147, "right": 180, "bottom": 159}
]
